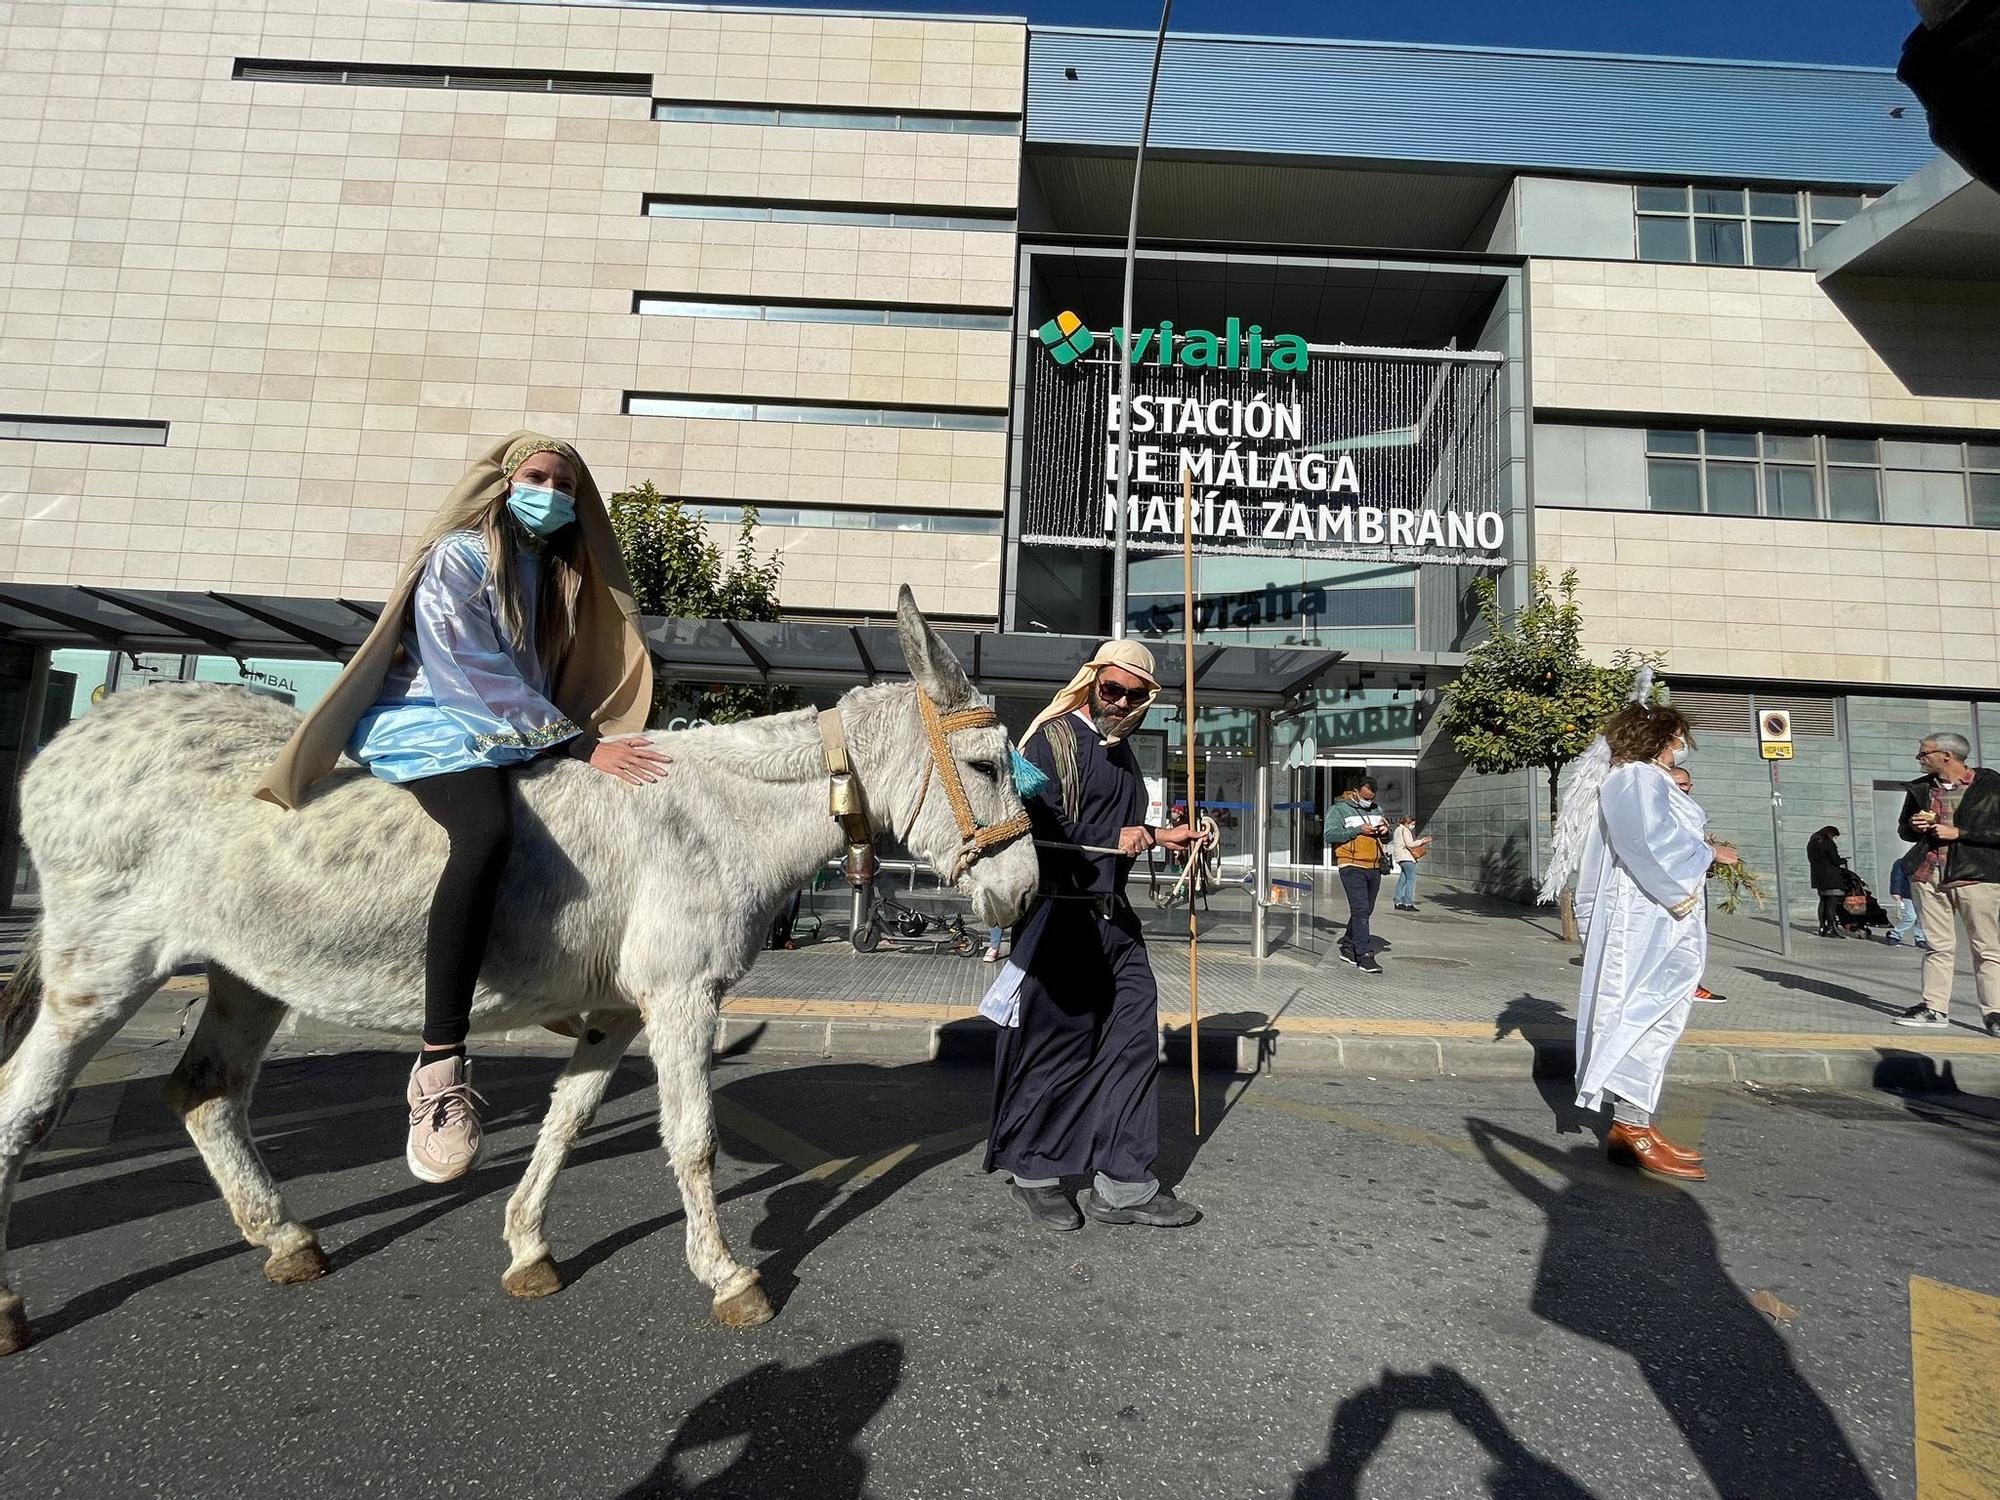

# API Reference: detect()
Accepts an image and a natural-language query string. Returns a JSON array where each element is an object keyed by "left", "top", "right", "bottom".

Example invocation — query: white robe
[{"left": 1573, "top": 761, "right": 1712, "bottom": 1114}]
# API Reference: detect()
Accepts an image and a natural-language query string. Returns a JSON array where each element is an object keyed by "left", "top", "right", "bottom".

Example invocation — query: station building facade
[{"left": 2, "top": 0, "right": 1996, "bottom": 910}]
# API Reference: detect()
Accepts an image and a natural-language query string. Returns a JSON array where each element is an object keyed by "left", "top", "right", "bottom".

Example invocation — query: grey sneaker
[
  {"left": 1891, "top": 1008, "right": 1950, "bottom": 1029},
  {"left": 406, "top": 1054, "right": 486, "bottom": 1183}
]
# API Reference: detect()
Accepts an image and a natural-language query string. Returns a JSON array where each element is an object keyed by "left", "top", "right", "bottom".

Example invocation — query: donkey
[{"left": 0, "top": 589, "right": 1038, "bottom": 1354}]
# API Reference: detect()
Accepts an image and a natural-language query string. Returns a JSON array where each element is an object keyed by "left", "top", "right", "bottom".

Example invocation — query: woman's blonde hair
[
  {"left": 404, "top": 446, "right": 585, "bottom": 670},
  {"left": 1601, "top": 701, "right": 1694, "bottom": 766}
]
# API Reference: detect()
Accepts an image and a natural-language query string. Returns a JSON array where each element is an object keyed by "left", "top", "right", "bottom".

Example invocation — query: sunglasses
[{"left": 1096, "top": 680, "right": 1148, "bottom": 706}]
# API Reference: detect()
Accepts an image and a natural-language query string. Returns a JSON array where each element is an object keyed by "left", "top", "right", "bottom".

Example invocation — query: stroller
[{"left": 1835, "top": 868, "right": 1889, "bottom": 938}]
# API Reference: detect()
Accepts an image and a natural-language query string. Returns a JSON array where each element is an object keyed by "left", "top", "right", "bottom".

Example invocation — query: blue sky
[{"left": 756, "top": 0, "right": 1918, "bottom": 68}]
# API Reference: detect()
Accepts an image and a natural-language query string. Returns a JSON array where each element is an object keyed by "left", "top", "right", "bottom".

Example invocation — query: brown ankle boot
[
  {"left": 1607, "top": 1121, "right": 1707, "bottom": 1181},
  {"left": 1649, "top": 1131, "right": 1705, "bottom": 1165}
]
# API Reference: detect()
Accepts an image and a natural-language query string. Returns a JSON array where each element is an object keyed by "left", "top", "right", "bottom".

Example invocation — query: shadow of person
[
  {"left": 1739, "top": 966, "right": 1907, "bottom": 1021},
  {"left": 1493, "top": 994, "right": 1589, "bottom": 1136},
  {"left": 1294, "top": 1363, "right": 1596, "bottom": 1499},
  {"left": 618, "top": 1339, "right": 902, "bottom": 1499},
  {"left": 1466, "top": 1120, "right": 1883, "bottom": 1500}
]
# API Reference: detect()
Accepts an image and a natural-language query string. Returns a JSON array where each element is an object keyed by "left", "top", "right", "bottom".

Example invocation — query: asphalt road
[{"left": 4, "top": 1043, "right": 1997, "bottom": 1499}]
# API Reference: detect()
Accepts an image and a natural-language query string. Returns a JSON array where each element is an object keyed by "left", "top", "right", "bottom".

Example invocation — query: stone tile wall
[{"left": 0, "top": 0, "right": 1024, "bottom": 620}]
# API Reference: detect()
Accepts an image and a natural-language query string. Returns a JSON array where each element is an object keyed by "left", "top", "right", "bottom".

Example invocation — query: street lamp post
[{"left": 1108, "top": 0, "right": 1174, "bottom": 641}]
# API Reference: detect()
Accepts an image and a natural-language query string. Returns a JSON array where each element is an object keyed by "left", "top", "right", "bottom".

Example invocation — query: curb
[{"left": 112, "top": 1000, "right": 2000, "bottom": 1095}]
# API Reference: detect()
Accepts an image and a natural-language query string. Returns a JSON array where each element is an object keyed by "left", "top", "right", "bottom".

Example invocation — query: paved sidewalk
[{"left": 38, "top": 877, "right": 1995, "bottom": 1093}]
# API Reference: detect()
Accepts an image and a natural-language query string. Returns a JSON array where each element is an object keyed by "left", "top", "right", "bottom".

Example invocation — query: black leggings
[
  {"left": 1817, "top": 890, "right": 1845, "bottom": 932},
  {"left": 408, "top": 766, "right": 514, "bottom": 1049}
]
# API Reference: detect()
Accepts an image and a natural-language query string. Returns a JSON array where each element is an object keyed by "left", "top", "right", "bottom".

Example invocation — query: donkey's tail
[{"left": 0, "top": 922, "right": 44, "bottom": 1071}]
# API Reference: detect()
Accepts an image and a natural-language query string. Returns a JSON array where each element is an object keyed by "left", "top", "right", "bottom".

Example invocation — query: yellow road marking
[
  {"left": 713, "top": 1095, "right": 985, "bottom": 1185},
  {"left": 1911, "top": 1275, "right": 2000, "bottom": 1500}
]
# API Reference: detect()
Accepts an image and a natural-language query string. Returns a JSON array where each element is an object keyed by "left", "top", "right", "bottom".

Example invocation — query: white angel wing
[{"left": 1538, "top": 736, "right": 1612, "bottom": 904}]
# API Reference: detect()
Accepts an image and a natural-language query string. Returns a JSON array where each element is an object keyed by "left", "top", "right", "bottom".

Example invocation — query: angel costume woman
[
  {"left": 1541, "top": 688, "right": 1736, "bottom": 1181},
  {"left": 256, "top": 433, "right": 663, "bottom": 1184}
]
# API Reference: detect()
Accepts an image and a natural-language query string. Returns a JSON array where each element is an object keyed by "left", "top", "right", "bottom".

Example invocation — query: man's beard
[{"left": 1090, "top": 696, "right": 1148, "bottom": 740}]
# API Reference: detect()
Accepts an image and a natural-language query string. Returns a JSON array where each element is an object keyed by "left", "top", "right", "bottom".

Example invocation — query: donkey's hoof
[
  {"left": 712, "top": 1275, "right": 774, "bottom": 1329},
  {"left": 502, "top": 1256, "right": 563, "bottom": 1300},
  {"left": 264, "top": 1242, "right": 332, "bottom": 1286},
  {"left": 0, "top": 1294, "right": 31, "bottom": 1356}
]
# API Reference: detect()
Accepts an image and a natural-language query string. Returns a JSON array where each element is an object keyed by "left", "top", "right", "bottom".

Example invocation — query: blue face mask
[{"left": 507, "top": 483, "right": 576, "bottom": 537}]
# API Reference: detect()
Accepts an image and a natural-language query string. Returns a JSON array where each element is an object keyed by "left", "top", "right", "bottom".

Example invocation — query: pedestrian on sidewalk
[
  {"left": 1808, "top": 827, "right": 1851, "bottom": 938},
  {"left": 982, "top": 924, "right": 1007, "bottom": 963},
  {"left": 1669, "top": 764, "right": 1726, "bottom": 1003},
  {"left": 1389, "top": 817, "right": 1430, "bottom": 911},
  {"left": 255, "top": 433, "right": 664, "bottom": 1185},
  {"left": 981, "top": 640, "right": 1211, "bottom": 1231},
  {"left": 1892, "top": 732, "right": 2000, "bottom": 1034},
  {"left": 1329, "top": 780, "right": 1391, "bottom": 974},
  {"left": 1543, "top": 688, "right": 1734, "bottom": 1181},
  {"left": 1885, "top": 849, "right": 1929, "bottom": 950}
]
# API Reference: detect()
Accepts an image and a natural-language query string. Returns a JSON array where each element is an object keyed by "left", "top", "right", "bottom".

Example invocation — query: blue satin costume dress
[{"left": 348, "top": 530, "right": 582, "bottom": 779}]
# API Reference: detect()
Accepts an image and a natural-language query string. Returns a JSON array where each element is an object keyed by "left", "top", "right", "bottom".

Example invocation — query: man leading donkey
[{"left": 981, "top": 641, "right": 1211, "bottom": 1231}]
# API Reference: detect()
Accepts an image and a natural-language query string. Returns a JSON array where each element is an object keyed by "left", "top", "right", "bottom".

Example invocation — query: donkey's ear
[{"left": 896, "top": 584, "right": 973, "bottom": 706}]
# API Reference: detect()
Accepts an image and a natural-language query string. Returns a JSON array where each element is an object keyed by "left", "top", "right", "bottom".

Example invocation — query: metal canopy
[
  {"left": 645, "top": 618, "right": 1344, "bottom": 709},
  {"left": 1810, "top": 156, "right": 2000, "bottom": 283},
  {"left": 0, "top": 583, "right": 1347, "bottom": 711}
]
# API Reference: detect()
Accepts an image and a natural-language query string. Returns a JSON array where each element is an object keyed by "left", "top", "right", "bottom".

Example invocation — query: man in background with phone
[
  {"left": 1330, "top": 778, "right": 1391, "bottom": 975},
  {"left": 1893, "top": 731, "right": 2000, "bottom": 1033}
]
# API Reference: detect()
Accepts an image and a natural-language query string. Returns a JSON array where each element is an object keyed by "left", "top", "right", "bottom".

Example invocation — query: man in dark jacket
[{"left": 1891, "top": 731, "right": 2000, "bottom": 1033}]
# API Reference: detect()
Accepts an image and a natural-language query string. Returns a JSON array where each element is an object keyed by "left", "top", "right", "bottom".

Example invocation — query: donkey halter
[{"left": 817, "top": 686, "right": 1032, "bottom": 887}]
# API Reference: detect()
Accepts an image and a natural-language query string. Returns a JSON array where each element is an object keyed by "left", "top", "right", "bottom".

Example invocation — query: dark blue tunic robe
[{"left": 985, "top": 712, "right": 1161, "bottom": 1185}]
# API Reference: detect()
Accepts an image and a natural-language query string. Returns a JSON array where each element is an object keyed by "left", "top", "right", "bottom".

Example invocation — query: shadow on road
[
  {"left": 618, "top": 1339, "right": 903, "bottom": 1499},
  {"left": 1467, "top": 1119, "right": 1883, "bottom": 1500},
  {"left": 1294, "top": 1363, "right": 1596, "bottom": 1499},
  {"left": 1492, "top": 994, "right": 1588, "bottom": 1137}
]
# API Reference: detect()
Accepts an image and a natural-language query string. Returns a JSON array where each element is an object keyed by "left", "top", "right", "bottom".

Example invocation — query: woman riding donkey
[{"left": 256, "top": 432, "right": 668, "bottom": 1183}]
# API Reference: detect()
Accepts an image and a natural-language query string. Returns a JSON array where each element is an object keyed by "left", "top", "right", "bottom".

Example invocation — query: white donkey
[{"left": 0, "top": 589, "right": 1038, "bottom": 1354}]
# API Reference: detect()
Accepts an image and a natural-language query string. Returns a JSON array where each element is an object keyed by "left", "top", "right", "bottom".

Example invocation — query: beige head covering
[
  {"left": 1023, "top": 639, "right": 1161, "bottom": 749},
  {"left": 253, "top": 429, "right": 653, "bottom": 809},
  {"left": 502, "top": 435, "right": 581, "bottom": 477}
]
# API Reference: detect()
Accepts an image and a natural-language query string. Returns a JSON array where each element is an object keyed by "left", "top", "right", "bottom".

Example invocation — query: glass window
[
  {"left": 1884, "top": 469, "right": 1967, "bottom": 525},
  {"left": 1882, "top": 439, "right": 1963, "bottom": 471},
  {"left": 1692, "top": 187, "right": 1745, "bottom": 215},
  {"left": 1648, "top": 459, "right": 1702, "bottom": 512},
  {"left": 1636, "top": 185, "right": 1689, "bottom": 212},
  {"left": 1749, "top": 190, "right": 1799, "bottom": 217},
  {"left": 1764, "top": 465, "right": 1818, "bottom": 518},
  {"left": 1971, "top": 474, "right": 2000, "bottom": 529},
  {"left": 1828, "top": 468, "right": 1882, "bottom": 522},
  {"left": 1825, "top": 436, "right": 1877, "bottom": 464},
  {"left": 1637, "top": 216, "right": 1692, "bottom": 262},
  {"left": 1968, "top": 443, "right": 2000, "bottom": 470},
  {"left": 1705, "top": 431, "right": 1758, "bottom": 459},
  {"left": 1809, "top": 192, "right": 1865, "bottom": 223},
  {"left": 1693, "top": 218, "right": 1746, "bottom": 264},
  {"left": 1646, "top": 429, "right": 1700, "bottom": 455},
  {"left": 1764, "top": 432, "right": 1815, "bottom": 462},
  {"left": 1750, "top": 220, "right": 1801, "bottom": 268},
  {"left": 0, "top": 416, "right": 169, "bottom": 445},
  {"left": 1706, "top": 463, "right": 1759, "bottom": 515}
]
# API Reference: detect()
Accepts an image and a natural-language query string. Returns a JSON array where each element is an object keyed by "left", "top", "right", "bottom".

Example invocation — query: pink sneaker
[{"left": 406, "top": 1054, "right": 485, "bottom": 1184}]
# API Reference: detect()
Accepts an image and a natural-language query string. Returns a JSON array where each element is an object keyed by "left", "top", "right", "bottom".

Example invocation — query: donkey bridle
[{"left": 818, "top": 687, "right": 1032, "bottom": 886}]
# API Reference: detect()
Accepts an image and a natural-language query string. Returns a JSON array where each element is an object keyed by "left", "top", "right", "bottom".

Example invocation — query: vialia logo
[{"left": 1035, "top": 310, "right": 1308, "bottom": 373}]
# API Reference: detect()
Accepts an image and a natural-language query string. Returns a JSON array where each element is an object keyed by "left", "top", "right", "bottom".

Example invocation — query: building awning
[
  {"left": 0, "top": 583, "right": 1355, "bottom": 710},
  {"left": 646, "top": 617, "right": 1344, "bottom": 709},
  {"left": 1810, "top": 156, "right": 2000, "bottom": 282}
]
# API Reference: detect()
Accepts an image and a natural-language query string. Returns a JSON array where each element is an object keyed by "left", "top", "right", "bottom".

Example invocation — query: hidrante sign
[{"left": 1036, "top": 310, "right": 1309, "bottom": 373}]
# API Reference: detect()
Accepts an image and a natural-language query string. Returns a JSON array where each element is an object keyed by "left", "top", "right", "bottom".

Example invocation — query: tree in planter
[
  {"left": 1439, "top": 566, "right": 1661, "bottom": 942},
  {"left": 607, "top": 481, "right": 788, "bottom": 725}
]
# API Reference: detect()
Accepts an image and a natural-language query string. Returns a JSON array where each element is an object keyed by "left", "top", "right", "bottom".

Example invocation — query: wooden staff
[{"left": 1182, "top": 466, "right": 1201, "bottom": 1137}]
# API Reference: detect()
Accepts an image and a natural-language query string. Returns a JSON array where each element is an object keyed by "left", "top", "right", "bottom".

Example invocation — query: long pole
[
  {"left": 1182, "top": 466, "right": 1201, "bottom": 1135},
  {"left": 1769, "top": 758, "right": 1793, "bottom": 958},
  {"left": 1108, "top": 0, "right": 1174, "bottom": 641}
]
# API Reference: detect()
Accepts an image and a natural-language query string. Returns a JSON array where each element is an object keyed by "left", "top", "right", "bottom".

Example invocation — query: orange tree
[{"left": 1439, "top": 566, "right": 1659, "bottom": 939}]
